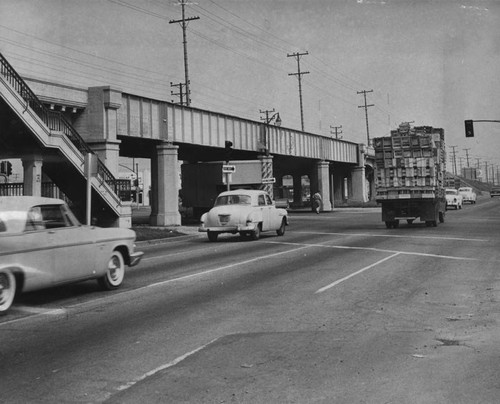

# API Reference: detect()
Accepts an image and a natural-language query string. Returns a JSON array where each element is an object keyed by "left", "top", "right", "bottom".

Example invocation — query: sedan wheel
[
  {"left": 0, "top": 270, "right": 16, "bottom": 312},
  {"left": 276, "top": 218, "right": 286, "bottom": 236},
  {"left": 251, "top": 225, "right": 261, "bottom": 240},
  {"left": 99, "top": 251, "right": 125, "bottom": 290}
]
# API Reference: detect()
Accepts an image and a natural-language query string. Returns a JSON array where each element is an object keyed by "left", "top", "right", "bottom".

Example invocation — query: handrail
[{"left": 0, "top": 52, "right": 128, "bottom": 197}]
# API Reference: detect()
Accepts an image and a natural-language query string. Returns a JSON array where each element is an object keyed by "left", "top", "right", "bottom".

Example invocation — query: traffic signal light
[
  {"left": 465, "top": 120, "right": 474, "bottom": 137},
  {"left": 224, "top": 140, "right": 233, "bottom": 162},
  {"left": 1, "top": 161, "right": 14, "bottom": 176}
]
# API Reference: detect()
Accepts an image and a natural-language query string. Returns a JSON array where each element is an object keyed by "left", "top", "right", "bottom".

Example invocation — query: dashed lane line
[
  {"left": 292, "top": 231, "right": 489, "bottom": 242},
  {"left": 315, "top": 252, "right": 401, "bottom": 293}
]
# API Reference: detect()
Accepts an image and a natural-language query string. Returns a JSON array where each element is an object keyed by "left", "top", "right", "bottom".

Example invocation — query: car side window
[
  {"left": 258, "top": 195, "right": 266, "bottom": 206},
  {"left": 25, "top": 207, "right": 45, "bottom": 231},
  {"left": 265, "top": 195, "right": 272, "bottom": 205},
  {"left": 40, "top": 205, "right": 70, "bottom": 229}
]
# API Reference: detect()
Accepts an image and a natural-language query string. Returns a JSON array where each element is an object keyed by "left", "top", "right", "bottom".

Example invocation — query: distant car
[
  {"left": 445, "top": 188, "right": 463, "bottom": 210},
  {"left": 199, "top": 189, "right": 288, "bottom": 241},
  {"left": 0, "top": 196, "right": 143, "bottom": 313},
  {"left": 458, "top": 187, "right": 476, "bottom": 204},
  {"left": 490, "top": 186, "right": 500, "bottom": 198}
]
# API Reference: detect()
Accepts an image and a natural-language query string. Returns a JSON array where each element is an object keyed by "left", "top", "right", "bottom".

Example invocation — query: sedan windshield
[
  {"left": 214, "top": 194, "right": 252, "bottom": 206},
  {"left": 446, "top": 190, "right": 457, "bottom": 195}
]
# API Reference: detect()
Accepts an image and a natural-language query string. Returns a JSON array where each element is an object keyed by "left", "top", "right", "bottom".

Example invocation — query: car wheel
[
  {"left": 208, "top": 231, "right": 218, "bottom": 242},
  {"left": 406, "top": 219, "right": 414, "bottom": 225},
  {"left": 251, "top": 224, "right": 261, "bottom": 240},
  {"left": 0, "top": 270, "right": 16, "bottom": 312},
  {"left": 276, "top": 218, "right": 286, "bottom": 236},
  {"left": 99, "top": 250, "right": 125, "bottom": 290},
  {"left": 385, "top": 221, "right": 393, "bottom": 229},
  {"left": 439, "top": 211, "right": 445, "bottom": 223}
]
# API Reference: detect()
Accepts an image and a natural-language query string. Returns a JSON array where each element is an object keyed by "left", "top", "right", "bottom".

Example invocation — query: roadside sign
[
  {"left": 222, "top": 165, "right": 236, "bottom": 174},
  {"left": 261, "top": 177, "right": 276, "bottom": 184}
]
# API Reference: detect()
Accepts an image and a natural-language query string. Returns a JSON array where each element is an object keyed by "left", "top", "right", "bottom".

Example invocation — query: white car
[
  {"left": 0, "top": 196, "right": 143, "bottom": 313},
  {"left": 458, "top": 187, "right": 477, "bottom": 204},
  {"left": 445, "top": 188, "right": 463, "bottom": 210},
  {"left": 199, "top": 189, "right": 288, "bottom": 241}
]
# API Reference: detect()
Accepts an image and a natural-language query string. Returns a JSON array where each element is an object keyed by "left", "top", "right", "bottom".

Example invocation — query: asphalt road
[{"left": 1, "top": 197, "right": 499, "bottom": 403}]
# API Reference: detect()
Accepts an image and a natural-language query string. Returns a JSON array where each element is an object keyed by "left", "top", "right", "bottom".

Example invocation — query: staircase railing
[{"left": 0, "top": 52, "right": 129, "bottom": 199}]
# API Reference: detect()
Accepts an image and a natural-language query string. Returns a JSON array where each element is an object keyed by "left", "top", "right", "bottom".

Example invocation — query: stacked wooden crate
[{"left": 374, "top": 124, "right": 446, "bottom": 201}]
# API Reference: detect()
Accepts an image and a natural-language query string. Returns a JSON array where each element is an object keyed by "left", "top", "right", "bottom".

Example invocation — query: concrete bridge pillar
[
  {"left": 150, "top": 142, "right": 181, "bottom": 226},
  {"left": 351, "top": 166, "right": 367, "bottom": 203},
  {"left": 316, "top": 161, "right": 332, "bottom": 211},
  {"left": 293, "top": 174, "right": 302, "bottom": 206},
  {"left": 258, "top": 154, "right": 274, "bottom": 196},
  {"left": 86, "top": 86, "right": 122, "bottom": 176},
  {"left": 22, "top": 155, "right": 43, "bottom": 196}
]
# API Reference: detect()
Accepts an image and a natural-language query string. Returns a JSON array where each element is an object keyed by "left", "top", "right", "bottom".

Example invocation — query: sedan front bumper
[{"left": 199, "top": 223, "right": 257, "bottom": 233}]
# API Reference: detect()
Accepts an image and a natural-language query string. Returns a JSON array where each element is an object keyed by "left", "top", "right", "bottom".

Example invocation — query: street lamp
[{"left": 260, "top": 109, "right": 282, "bottom": 155}]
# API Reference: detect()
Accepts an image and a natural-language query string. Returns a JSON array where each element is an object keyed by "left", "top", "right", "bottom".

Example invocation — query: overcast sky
[{"left": 1, "top": 0, "right": 499, "bottom": 174}]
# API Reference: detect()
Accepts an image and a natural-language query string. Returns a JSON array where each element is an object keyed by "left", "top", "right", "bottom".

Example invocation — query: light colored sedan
[
  {"left": 0, "top": 196, "right": 143, "bottom": 313},
  {"left": 445, "top": 188, "right": 463, "bottom": 210},
  {"left": 458, "top": 187, "right": 477, "bottom": 204},
  {"left": 199, "top": 189, "right": 288, "bottom": 241}
]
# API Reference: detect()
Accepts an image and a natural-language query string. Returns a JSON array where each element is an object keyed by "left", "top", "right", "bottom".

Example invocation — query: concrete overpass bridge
[{"left": 0, "top": 52, "right": 374, "bottom": 227}]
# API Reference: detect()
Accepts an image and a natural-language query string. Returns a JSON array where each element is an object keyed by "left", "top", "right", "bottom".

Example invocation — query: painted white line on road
[
  {"left": 1, "top": 245, "right": 314, "bottom": 328},
  {"left": 115, "top": 337, "right": 221, "bottom": 394},
  {"left": 141, "top": 245, "right": 216, "bottom": 262},
  {"left": 315, "top": 252, "right": 401, "bottom": 294},
  {"left": 293, "top": 231, "right": 489, "bottom": 242},
  {"left": 136, "top": 244, "right": 315, "bottom": 292},
  {"left": 265, "top": 240, "right": 483, "bottom": 261}
]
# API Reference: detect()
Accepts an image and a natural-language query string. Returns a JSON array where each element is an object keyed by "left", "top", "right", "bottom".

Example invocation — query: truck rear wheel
[{"left": 439, "top": 211, "right": 445, "bottom": 223}]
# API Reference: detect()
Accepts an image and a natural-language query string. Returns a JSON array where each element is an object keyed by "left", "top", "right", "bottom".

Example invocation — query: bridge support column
[
  {"left": 258, "top": 154, "right": 274, "bottom": 196},
  {"left": 90, "top": 140, "right": 121, "bottom": 177},
  {"left": 293, "top": 174, "right": 302, "bottom": 206},
  {"left": 150, "top": 142, "right": 181, "bottom": 226},
  {"left": 22, "top": 155, "right": 43, "bottom": 196},
  {"left": 351, "top": 166, "right": 367, "bottom": 203},
  {"left": 316, "top": 161, "right": 332, "bottom": 211}
]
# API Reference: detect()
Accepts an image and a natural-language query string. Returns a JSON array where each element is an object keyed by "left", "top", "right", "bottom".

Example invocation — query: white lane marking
[
  {"left": 135, "top": 244, "right": 314, "bottom": 293},
  {"left": 0, "top": 244, "right": 314, "bottom": 328},
  {"left": 265, "top": 240, "right": 483, "bottom": 261},
  {"left": 141, "top": 245, "right": 216, "bottom": 262},
  {"left": 115, "top": 337, "right": 220, "bottom": 393},
  {"left": 315, "top": 253, "right": 401, "bottom": 293},
  {"left": 293, "top": 231, "right": 489, "bottom": 242}
]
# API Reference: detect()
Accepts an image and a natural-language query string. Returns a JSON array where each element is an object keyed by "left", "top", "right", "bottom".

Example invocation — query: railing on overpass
[
  {"left": 0, "top": 52, "right": 129, "bottom": 198},
  {"left": 119, "top": 94, "right": 360, "bottom": 165}
]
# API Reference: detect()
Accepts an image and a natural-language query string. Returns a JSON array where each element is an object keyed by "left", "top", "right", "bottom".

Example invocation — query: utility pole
[
  {"left": 287, "top": 51, "right": 309, "bottom": 132},
  {"left": 449, "top": 145, "right": 458, "bottom": 175},
  {"left": 462, "top": 148, "right": 471, "bottom": 167},
  {"left": 330, "top": 125, "right": 343, "bottom": 139},
  {"left": 484, "top": 161, "right": 489, "bottom": 183},
  {"left": 169, "top": 0, "right": 199, "bottom": 107},
  {"left": 357, "top": 90, "right": 374, "bottom": 145},
  {"left": 170, "top": 81, "right": 187, "bottom": 105}
]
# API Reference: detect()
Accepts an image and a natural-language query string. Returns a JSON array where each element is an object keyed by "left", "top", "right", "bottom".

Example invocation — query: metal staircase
[{"left": 0, "top": 52, "right": 131, "bottom": 227}]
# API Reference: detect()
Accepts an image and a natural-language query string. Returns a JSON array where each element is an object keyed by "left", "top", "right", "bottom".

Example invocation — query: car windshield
[
  {"left": 446, "top": 190, "right": 457, "bottom": 195},
  {"left": 214, "top": 194, "right": 252, "bottom": 206},
  {"left": 458, "top": 188, "right": 471, "bottom": 192}
]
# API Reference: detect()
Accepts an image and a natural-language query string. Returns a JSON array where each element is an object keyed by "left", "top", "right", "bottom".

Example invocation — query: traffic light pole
[{"left": 465, "top": 119, "right": 500, "bottom": 137}]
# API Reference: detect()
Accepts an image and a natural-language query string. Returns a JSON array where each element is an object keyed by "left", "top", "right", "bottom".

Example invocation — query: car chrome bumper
[
  {"left": 129, "top": 251, "right": 144, "bottom": 267},
  {"left": 199, "top": 223, "right": 257, "bottom": 233}
]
